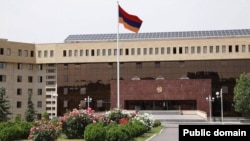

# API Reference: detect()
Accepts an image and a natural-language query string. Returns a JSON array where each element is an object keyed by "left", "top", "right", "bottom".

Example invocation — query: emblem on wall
[{"left": 156, "top": 86, "right": 163, "bottom": 93}]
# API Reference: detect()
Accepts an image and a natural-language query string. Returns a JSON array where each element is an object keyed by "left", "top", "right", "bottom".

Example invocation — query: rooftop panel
[{"left": 64, "top": 29, "right": 250, "bottom": 43}]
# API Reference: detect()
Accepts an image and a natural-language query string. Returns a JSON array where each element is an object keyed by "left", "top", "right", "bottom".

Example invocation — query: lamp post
[
  {"left": 216, "top": 88, "right": 223, "bottom": 124},
  {"left": 206, "top": 95, "right": 214, "bottom": 122},
  {"left": 51, "top": 93, "right": 58, "bottom": 119},
  {"left": 84, "top": 96, "right": 92, "bottom": 108}
]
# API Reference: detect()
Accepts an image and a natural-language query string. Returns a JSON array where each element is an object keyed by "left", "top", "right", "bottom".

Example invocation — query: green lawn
[{"left": 21, "top": 125, "right": 164, "bottom": 141}]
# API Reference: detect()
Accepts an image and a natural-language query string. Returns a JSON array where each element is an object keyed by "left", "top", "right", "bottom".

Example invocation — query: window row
[
  {"left": 0, "top": 48, "right": 35, "bottom": 57},
  {"left": 17, "top": 101, "right": 43, "bottom": 108},
  {"left": 16, "top": 88, "right": 43, "bottom": 95},
  {"left": 37, "top": 50, "right": 54, "bottom": 58},
  {"left": 61, "top": 45, "right": 250, "bottom": 57}
]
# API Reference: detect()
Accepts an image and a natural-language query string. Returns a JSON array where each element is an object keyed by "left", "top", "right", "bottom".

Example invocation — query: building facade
[{"left": 0, "top": 29, "right": 250, "bottom": 119}]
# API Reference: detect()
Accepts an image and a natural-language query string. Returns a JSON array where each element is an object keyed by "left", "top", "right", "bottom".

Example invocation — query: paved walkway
[{"left": 148, "top": 115, "right": 249, "bottom": 141}]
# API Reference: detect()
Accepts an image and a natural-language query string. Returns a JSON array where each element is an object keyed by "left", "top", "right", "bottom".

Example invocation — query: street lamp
[
  {"left": 51, "top": 93, "right": 58, "bottom": 119},
  {"left": 206, "top": 95, "right": 214, "bottom": 122},
  {"left": 84, "top": 96, "right": 92, "bottom": 108},
  {"left": 216, "top": 88, "right": 223, "bottom": 124}
]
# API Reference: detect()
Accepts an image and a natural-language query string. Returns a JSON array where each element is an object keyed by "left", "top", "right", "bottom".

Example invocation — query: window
[
  {"left": 209, "top": 46, "right": 213, "bottom": 53},
  {"left": 80, "top": 88, "right": 86, "bottom": 94},
  {"left": 125, "top": 49, "right": 129, "bottom": 55},
  {"left": 242, "top": 45, "right": 246, "bottom": 52},
  {"left": 7, "top": 48, "right": 11, "bottom": 56},
  {"left": 17, "top": 76, "right": 22, "bottom": 82},
  {"left": 69, "top": 50, "right": 72, "bottom": 57},
  {"left": 37, "top": 76, "right": 43, "bottom": 83},
  {"left": 18, "top": 50, "right": 22, "bottom": 56},
  {"left": 155, "top": 48, "right": 159, "bottom": 55},
  {"left": 46, "top": 69, "right": 56, "bottom": 73},
  {"left": 50, "top": 50, "right": 54, "bottom": 57},
  {"left": 131, "top": 48, "right": 135, "bottom": 55},
  {"left": 185, "top": 47, "right": 189, "bottom": 54},
  {"left": 216, "top": 46, "right": 219, "bottom": 53},
  {"left": 30, "top": 51, "right": 34, "bottom": 57},
  {"left": 28, "top": 76, "right": 33, "bottom": 83},
  {"left": 63, "top": 88, "right": 68, "bottom": 95},
  {"left": 149, "top": 48, "right": 153, "bottom": 55},
  {"left": 0, "top": 48, "right": 4, "bottom": 55},
  {"left": 0, "top": 75, "right": 6, "bottom": 82},
  {"left": 222, "top": 45, "right": 226, "bottom": 53},
  {"left": 38, "top": 51, "right": 42, "bottom": 58},
  {"left": 37, "top": 101, "right": 42, "bottom": 108},
  {"left": 28, "top": 89, "right": 32, "bottom": 95},
  {"left": 191, "top": 46, "right": 195, "bottom": 54},
  {"left": 63, "top": 50, "right": 67, "bottom": 57},
  {"left": 197, "top": 46, "right": 201, "bottom": 54},
  {"left": 155, "top": 62, "right": 160, "bottom": 68},
  {"left": 173, "top": 47, "right": 177, "bottom": 54},
  {"left": 38, "top": 89, "right": 42, "bottom": 95},
  {"left": 137, "top": 48, "right": 141, "bottom": 55},
  {"left": 143, "top": 48, "right": 147, "bottom": 55},
  {"left": 108, "top": 49, "right": 111, "bottom": 56},
  {"left": 229, "top": 45, "right": 232, "bottom": 53},
  {"left": 24, "top": 50, "right": 28, "bottom": 57},
  {"left": 74, "top": 50, "right": 78, "bottom": 56},
  {"left": 248, "top": 45, "right": 250, "bottom": 52},
  {"left": 91, "top": 49, "right": 95, "bottom": 56},
  {"left": 203, "top": 46, "right": 207, "bottom": 54},
  {"left": 235, "top": 45, "right": 239, "bottom": 52},
  {"left": 64, "top": 75, "right": 68, "bottom": 82},
  {"left": 28, "top": 64, "right": 33, "bottom": 70},
  {"left": 161, "top": 47, "right": 164, "bottom": 54},
  {"left": 108, "top": 63, "right": 113, "bottom": 69},
  {"left": 136, "top": 62, "right": 142, "bottom": 69},
  {"left": 0, "top": 62, "right": 6, "bottom": 69},
  {"left": 86, "top": 50, "right": 89, "bottom": 56},
  {"left": 64, "top": 64, "right": 68, "bottom": 69},
  {"left": 38, "top": 64, "right": 43, "bottom": 70},
  {"left": 17, "top": 63, "right": 22, "bottom": 69},
  {"left": 97, "top": 49, "right": 100, "bottom": 56},
  {"left": 44, "top": 50, "right": 48, "bottom": 57},
  {"left": 114, "top": 49, "right": 117, "bottom": 55},
  {"left": 17, "top": 88, "right": 22, "bottom": 95},
  {"left": 179, "top": 47, "right": 182, "bottom": 54},
  {"left": 80, "top": 50, "right": 83, "bottom": 56},
  {"left": 167, "top": 47, "right": 171, "bottom": 54},
  {"left": 102, "top": 49, "right": 106, "bottom": 56},
  {"left": 17, "top": 101, "right": 22, "bottom": 108}
]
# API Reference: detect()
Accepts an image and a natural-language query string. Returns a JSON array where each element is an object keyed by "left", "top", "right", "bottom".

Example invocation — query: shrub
[
  {"left": 153, "top": 120, "right": 161, "bottom": 127},
  {"left": 105, "top": 109, "right": 135, "bottom": 124},
  {"left": 106, "top": 125, "right": 129, "bottom": 141},
  {"left": 60, "top": 108, "right": 95, "bottom": 139},
  {"left": 84, "top": 122, "right": 106, "bottom": 141},
  {"left": 133, "top": 113, "right": 154, "bottom": 131},
  {"left": 28, "top": 118, "right": 62, "bottom": 141},
  {"left": 0, "top": 121, "right": 33, "bottom": 141}
]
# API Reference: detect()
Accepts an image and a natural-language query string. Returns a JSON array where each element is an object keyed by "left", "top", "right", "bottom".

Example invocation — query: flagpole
[{"left": 116, "top": 1, "right": 120, "bottom": 109}]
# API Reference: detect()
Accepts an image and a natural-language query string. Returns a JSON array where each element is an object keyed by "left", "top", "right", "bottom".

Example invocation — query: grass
[{"left": 21, "top": 125, "right": 164, "bottom": 141}]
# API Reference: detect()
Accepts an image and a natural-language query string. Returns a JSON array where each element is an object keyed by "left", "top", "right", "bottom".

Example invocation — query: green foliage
[
  {"left": 106, "top": 125, "right": 129, "bottom": 141},
  {"left": 0, "top": 121, "right": 33, "bottom": 141},
  {"left": 233, "top": 72, "right": 250, "bottom": 117},
  {"left": 42, "top": 111, "right": 50, "bottom": 120},
  {"left": 84, "top": 122, "right": 106, "bottom": 141},
  {"left": 28, "top": 118, "right": 61, "bottom": 141},
  {"left": 153, "top": 120, "right": 162, "bottom": 127},
  {"left": 0, "top": 88, "right": 11, "bottom": 122},
  {"left": 25, "top": 94, "right": 37, "bottom": 122}
]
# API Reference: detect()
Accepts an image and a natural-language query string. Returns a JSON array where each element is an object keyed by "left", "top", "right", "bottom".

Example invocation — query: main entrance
[{"left": 125, "top": 100, "right": 197, "bottom": 110}]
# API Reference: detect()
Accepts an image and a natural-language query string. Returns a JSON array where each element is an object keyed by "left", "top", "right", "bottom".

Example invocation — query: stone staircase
[{"left": 138, "top": 110, "right": 207, "bottom": 123}]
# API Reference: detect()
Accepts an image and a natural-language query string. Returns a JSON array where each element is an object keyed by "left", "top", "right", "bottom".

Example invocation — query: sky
[{"left": 0, "top": 0, "right": 250, "bottom": 43}]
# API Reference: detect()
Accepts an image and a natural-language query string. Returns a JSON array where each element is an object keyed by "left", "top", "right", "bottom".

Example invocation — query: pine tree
[
  {"left": 0, "top": 88, "right": 11, "bottom": 122},
  {"left": 25, "top": 93, "right": 37, "bottom": 122}
]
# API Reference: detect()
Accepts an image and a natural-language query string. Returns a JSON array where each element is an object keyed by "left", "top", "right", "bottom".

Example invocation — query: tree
[
  {"left": 0, "top": 87, "right": 11, "bottom": 122},
  {"left": 233, "top": 72, "right": 250, "bottom": 117},
  {"left": 25, "top": 93, "right": 37, "bottom": 122}
]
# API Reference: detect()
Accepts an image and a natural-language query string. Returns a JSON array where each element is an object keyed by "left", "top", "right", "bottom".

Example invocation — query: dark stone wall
[{"left": 111, "top": 79, "right": 212, "bottom": 115}]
